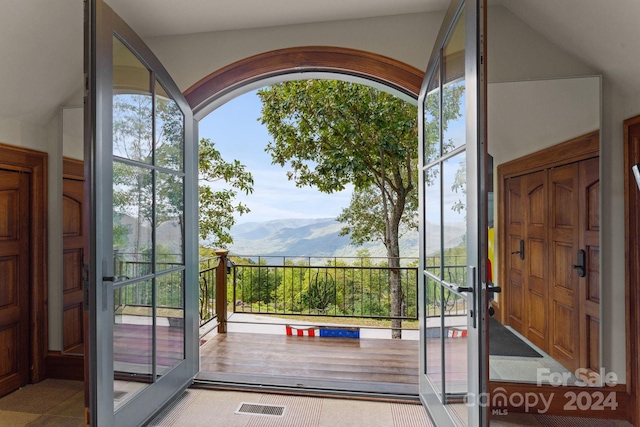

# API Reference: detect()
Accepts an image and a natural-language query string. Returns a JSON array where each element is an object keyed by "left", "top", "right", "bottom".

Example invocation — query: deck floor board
[{"left": 198, "top": 332, "right": 420, "bottom": 392}]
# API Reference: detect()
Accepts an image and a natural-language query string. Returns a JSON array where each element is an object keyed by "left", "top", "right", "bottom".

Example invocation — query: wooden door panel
[
  {"left": 549, "top": 163, "right": 580, "bottom": 372},
  {"left": 552, "top": 300, "right": 578, "bottom": 359},
  {"left": 506, "top": 177, "right": 524, "bottom": 333},
  {"left": 579, "top": 157, "right": 600, "bottom": 374},
  {"left": 552, "top": 242, "right": 575, "bottom": 293},
  {"left": 63, "top": 304, "right": 84, "bottom": 352},
  {"left": 0, "top": 170, "right": 29, "bottom": 396},
  {"left": 584, "top": 314, "right": 600, "bottom": 372},
  {"left": 527, "top": 238, "right": 546, "bottom": 284},
  {"left": 527, "top": 292, "right": 547, "bottom": 346},
  {"left": 499, "top": 133, "right": 600, "bottom": 382},
  {"left": 586, "top": 247, "right": 600, "bottom": 303},
  {"left": 0, "top": 190, "right": 19, "bottom": 241},
  {"left": 524, "top": 171, "right": 548, "bottom": 350},
  {"left": 63, "top": 196, "right": 82, "bottom": 237},
  {"left": 507, "top": 272, "right": 523, "bottom": 327},
  {"left": 63, "top": 175, "right": 85, "bottom": 354},
  {"left": 0, "top": 256, "right": 18, "bottom": 309}
]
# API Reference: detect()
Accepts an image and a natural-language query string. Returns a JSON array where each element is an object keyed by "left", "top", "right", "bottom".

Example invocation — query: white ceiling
[
  {"left": 0, "top": 0, "right": 639, "bottom": 127},
  {"left": 106, "top": 0, "right": 451, "bottom": 37}
]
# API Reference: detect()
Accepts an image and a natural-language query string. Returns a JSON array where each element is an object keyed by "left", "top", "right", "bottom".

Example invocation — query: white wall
[
  {"left": 62, "top": 107, "right": 84, "bottom": 160},
  {"left": 487, "top": 6, "right": 595, "bottom": 83},
  {"left": 488, "top": 77, "right": 600, "bottom": 166},
  {"left": 146, "top": 6, "right": 596, "bottom": 94},
  {"left": 0, "top": 115, "right": 64, "bottom": 351},
  {"left": 146, "top": 12, "right": 444, "bottom": 93},
  {"left": 601, "top": 82, "right": 632, "bottom": 382}
]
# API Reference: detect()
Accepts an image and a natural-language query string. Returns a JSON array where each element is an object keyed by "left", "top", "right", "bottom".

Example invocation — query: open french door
[
  {"left": 85, "top": 0, "right": 199, "bottom": 425},
  {"left": 418, "top": 0, "right": 488, "bottom": 426}
]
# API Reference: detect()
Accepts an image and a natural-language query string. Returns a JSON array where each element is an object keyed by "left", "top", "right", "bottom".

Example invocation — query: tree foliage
[
  {"left": 258, "top": 79, "right": 464, "bottom": 338},
  {"left": 198, "top": 138, "right": 254, "bottom": 247},
  {"left": 111, "top": 89, "right": 253, "bottom": 255}
]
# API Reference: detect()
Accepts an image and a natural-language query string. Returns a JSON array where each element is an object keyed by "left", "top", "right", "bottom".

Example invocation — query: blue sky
[{"left": 198, "top": 89, "right": 352, "bottom": 224}]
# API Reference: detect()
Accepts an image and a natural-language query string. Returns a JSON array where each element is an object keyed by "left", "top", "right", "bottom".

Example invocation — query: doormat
[{"left": 489, "top": 317, "right": 542, "bottom": 358}]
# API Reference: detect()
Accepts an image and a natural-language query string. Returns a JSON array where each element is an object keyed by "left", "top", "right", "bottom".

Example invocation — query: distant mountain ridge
[{"left": 227, "top": 217, "right": 457, "bottom": 258}]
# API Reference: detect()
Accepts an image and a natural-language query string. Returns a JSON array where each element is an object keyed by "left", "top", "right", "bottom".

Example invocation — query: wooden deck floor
[{"left": 197, "top": 331, "right": 420, "bottom": 397}]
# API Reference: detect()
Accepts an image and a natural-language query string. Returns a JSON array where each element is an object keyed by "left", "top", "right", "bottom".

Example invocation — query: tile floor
[
  {"left": 0, "top": 379, "right": 84, "bottom": 426},
  {"left": 149, "top": 389, "right": 432, "bottom": 427},
  {"left": 0, "top": 379, "right": 634, "bottom": 427}
]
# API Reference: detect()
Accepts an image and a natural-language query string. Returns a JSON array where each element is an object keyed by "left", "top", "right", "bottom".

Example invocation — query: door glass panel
[
  {"left": 424, "top": 161, "right": 443, "bottom": 394},
  {"left": 155, "top": 82, "right": 184, "bottom": 172},
  {"left": 113, "top": 280, "right": 153, "bottom": 408},
  {"left": 110, "top": 30, "right": 188, "bottom": 415},
  {"left": 424, "top": 67, "right": 441, "bottom": 165},
  {"left": 113, "top": 163, "right": 153, "bottom": 279},
  {"left": 426, "top": 277, "right": 444, "bottom": 395},
  {"left": 442, "top": 152, "right": 468, "bottom": 397},
  {"left": 90, "top": 2, "right": 197, "bottom": 424},
  {"left": 113, "top": 37, "right": 153, "bottom": 164},
  {"left": 156, "top": 270, "right": 185, "bottom": 375},
  {"left": 422, "top": 16, "right": 471, "bottom": 401},
  {"left": 442, "top": 12, "right": 466, "bottom": 156},
  {"left": 443, "top": 152, "right": 466, "bottom": 270},
  {"left": 156, "top": 171, "right": 184, "bottom": 269}
]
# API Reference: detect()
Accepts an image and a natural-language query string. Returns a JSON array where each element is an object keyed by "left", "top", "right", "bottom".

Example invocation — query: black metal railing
[
  {"left": 424, "top": 260, "right": 468, "bottom": 317},
  {"left": 198, "top": 257, "right": 218, "bottom": 326},
  {"left": 114, "top": 252, "right": 468, "bottom": 329},
  {"left": 230, "top": 255, "right": 419, "bottom": 321}
]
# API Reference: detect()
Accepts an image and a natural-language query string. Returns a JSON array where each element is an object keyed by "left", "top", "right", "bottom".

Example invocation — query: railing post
[{"left": 215, "top": 249, "right": 229, "bottom": 333}]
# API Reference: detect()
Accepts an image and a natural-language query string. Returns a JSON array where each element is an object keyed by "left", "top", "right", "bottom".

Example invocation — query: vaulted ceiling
[{"left": 1, "top": 0, "right": 638, "bottom": 127}]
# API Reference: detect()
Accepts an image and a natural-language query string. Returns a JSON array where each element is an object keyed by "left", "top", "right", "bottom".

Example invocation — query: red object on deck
[{"left": 286, "top": 325, "right": 317, "bottom": 336}]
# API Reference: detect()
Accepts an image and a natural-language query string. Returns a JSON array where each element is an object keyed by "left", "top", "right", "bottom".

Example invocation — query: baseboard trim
[{"left": 45, "top": 351, "right": 84, "bottom": 381}]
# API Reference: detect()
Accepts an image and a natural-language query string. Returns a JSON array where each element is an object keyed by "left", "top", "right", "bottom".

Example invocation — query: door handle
[
  {"left": 572, "top": 249, "right": 586, "bottom": 278},
  {"left": 103, "top": 275, "right": 130, "bottom": 282},
  {"left": 511, "top": 239, "right": 525, "bottom": 260},
  {"left": 487, "top": 285, "right": 502, "bottom": 294}
]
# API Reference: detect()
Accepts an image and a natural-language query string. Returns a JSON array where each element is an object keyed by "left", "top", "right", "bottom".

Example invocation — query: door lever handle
[
  {"left": 511, "top": 239, "right": 525, "bottom": 260},
  {"left": 487, "top": 285, "right": 502, "bottom": 294},
  {"left": 103, "top": 275, "right": 130, "bottom": 282},
  {"left": 572, "top": 249, "right": 586, "bottom": 278}
]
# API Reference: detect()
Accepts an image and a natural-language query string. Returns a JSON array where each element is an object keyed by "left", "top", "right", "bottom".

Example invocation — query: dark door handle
[
  {"left": 511, "top": 239, "right": 525, "bottom": 260},
  {"left": 572, "top": 249, "right": 586, "bottom": 278},
  {"left": 103, "top": 275, "right": 130, "bottom": 282},
  {"left": 487, "top": 285, "right": 502, "bottom": 294}
]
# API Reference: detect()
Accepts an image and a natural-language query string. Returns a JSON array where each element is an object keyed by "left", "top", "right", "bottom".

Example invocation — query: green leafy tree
[
  {"left": 198, "top": 138, "right": 254, "bottom": 247},
  {"left": 258, "top": 80, "right": 463, "bottom": 338},
  {"left": 234, "top": 259, "right": 282, "bottom": 306}
]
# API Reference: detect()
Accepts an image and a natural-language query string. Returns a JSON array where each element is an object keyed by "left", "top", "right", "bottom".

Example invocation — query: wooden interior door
[
  {"left": 505, "top": 176, "right": 524, "bottom": 332},
  {"left": 548, "top": 163, "right": 581, "bottom": 371},
  {"left": 578, "top": 157, "right": 600, "bottom": 374},
  {"left": 523, "top": 170, "right": 548, "bottom": 351},
  {"left": 63, "top": 161, "right": 85, "bottom": 354},
  {"left": 0, "top": 170, "right": 30, "bottom": 396}
]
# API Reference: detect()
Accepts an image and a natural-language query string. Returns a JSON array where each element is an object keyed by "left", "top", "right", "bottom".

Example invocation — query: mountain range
[{"left": 227, "top": 218, "right": 465, "bottom": 258}]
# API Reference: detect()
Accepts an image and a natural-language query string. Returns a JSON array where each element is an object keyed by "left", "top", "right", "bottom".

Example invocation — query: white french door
[
  {"left": 418, "top": 0, "right": 489, "bottom": 426},
  {"left": 85, "top": 0, "right": 199, "bottom": 425}
]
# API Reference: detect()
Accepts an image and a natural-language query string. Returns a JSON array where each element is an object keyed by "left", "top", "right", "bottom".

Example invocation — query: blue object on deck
[{"left": 319, "top": 327, "right": 360, "bottom": 338}]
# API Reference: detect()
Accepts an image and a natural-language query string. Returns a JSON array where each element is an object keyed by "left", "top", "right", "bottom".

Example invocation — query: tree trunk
[{"left": 387, "top": 216, "right": 403, "bottom": 339}]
